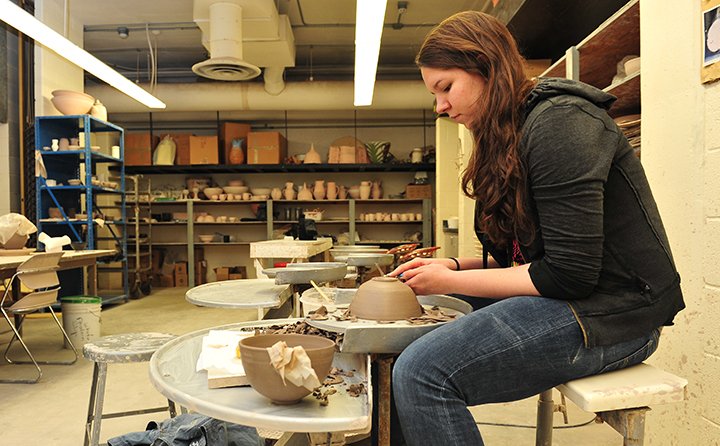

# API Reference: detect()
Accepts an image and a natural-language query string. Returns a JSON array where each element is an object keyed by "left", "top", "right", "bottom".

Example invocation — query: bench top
[{"left": 557, "top": 363, "right": 688, "bottom": 412}]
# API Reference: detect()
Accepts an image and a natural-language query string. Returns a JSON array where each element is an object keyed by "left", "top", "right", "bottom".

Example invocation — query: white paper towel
[{"left": 38, "top": 232, "right": 71, "bottom": 253}]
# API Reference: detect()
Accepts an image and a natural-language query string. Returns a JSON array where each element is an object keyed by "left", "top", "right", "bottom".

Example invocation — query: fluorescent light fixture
[
  {"left": 354, "top": 0, "right": 388, "bottom": 106},
  {"left": 0, "top": 0, "right": 166, "bottom": 109}
]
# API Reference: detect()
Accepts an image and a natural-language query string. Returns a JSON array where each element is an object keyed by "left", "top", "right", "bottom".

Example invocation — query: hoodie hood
[{"left": 526, "top": 77, "right": 616, "bottom": 114}]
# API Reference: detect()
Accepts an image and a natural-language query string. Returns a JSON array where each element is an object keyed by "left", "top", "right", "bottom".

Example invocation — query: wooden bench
[{"left": 535, "top": 362, "right": 688, "bottom": 446}]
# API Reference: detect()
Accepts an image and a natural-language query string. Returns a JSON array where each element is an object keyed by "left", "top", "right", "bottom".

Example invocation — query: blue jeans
[{"left": 392, "top": 296, "right": 660, "bottom": 445}]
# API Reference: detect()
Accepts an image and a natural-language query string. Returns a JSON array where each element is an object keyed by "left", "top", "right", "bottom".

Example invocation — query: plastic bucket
[{"left": 60, "top": 296, "right": 102, "bottom": 349}]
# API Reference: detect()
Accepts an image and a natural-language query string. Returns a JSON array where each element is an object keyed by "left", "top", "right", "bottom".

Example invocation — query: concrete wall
[{"left": 642, "top": 0, "right": 719, "bottom": 444}]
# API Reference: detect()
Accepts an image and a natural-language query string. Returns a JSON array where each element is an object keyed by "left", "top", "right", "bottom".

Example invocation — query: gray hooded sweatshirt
[{"left": 475, "top": 78, "right": 685, "bottom": 348}]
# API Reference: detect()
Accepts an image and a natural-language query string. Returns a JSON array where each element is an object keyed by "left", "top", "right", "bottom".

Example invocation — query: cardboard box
[
  {"left": 195, "top": 260, "right": 207, "bottom": 285},
  {"left": 125, "top": 133, "right": 157, "bottom": 166},
  {"left": 171, "top": 133, "right": 192, "bottom": 165},
  {"left": 405, "top": 184, "right": 432, "bottom": 199},
  {"left": 214, "top": 266, "right": 247, "bottom": 282},
  {"left": 174, "top": 261, "right": 188, "bottom": 275},
  {"left": 175, "top": 274, "right": 188, "bottom": 287},
  {"left": 247, "top": 132, "right": 287, "bottom": 164},
  {"left": 189, "top": 135, "right": 219, "bottom": 165},
  {"left": 221, "top": 123, "right": 251, "bottom": 164}
]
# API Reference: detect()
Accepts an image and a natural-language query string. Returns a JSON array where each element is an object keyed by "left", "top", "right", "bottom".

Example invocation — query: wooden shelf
[{"left": 121, "top": 162, "right": 435, "bottom": 174}]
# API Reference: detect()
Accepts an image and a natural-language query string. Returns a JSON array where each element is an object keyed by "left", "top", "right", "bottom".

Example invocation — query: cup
[{"left": 242, "top": 192, "right": 252, "bottom": 201}]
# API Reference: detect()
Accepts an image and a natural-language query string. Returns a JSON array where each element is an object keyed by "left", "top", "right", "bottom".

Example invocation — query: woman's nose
[{"left": 435, "top": 96, "right": 450, "bottom": 114}]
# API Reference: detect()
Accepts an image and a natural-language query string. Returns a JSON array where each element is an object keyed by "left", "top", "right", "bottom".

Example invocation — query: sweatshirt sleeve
[{"left": 524, "top": 101, "right": 619, "bottom": 299}]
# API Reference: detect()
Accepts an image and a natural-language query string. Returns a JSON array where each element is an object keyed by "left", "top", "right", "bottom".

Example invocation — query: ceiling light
[
  {"left": 117, "top": 26, "right": 129, "bottom": 39},
  {"left": 354, "top": 0, "right": 388, "bottom": 106},
  {"left": 0, "top": 1, "right": 165, "bottom": 109}
]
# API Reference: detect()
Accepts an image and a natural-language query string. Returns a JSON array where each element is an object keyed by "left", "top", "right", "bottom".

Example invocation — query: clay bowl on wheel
[
  {"left": 348, "top": 276, "right": 422, "bottom": 321},
  {"left": 239, "top": 334, "right": 336, "bottom": 404}
]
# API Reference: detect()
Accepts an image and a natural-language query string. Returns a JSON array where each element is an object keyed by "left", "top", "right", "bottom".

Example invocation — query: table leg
[
  {"left": 87, "top": 264, "right": 98, "bottom": 295},
  {"left": 377, "top": 356, "right": 394, "bottom": 446}
]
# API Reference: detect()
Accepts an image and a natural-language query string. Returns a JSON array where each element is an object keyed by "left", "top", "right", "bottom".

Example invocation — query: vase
[
  {"left": 326, "top": 181, "right": 338, "bottom": 200},
  {"left": 313, "top": 180, "right": 326, "bottom": 200},
  {"left": 338, "top": 185, "right": 347, "bottom": 200},
  {"left": 298, "top": 182, "right": 314, "bottom": 200},
  {"left": 283, "top": 182, "right": 296, "bottom": 200},
  {"left": 90, "top": 99, "right": 108, "bottom": 121},
  {"left": 371, "top": 180, "right": 382, "bottom": 199},
  {"left": 228, "top": 139, "right": 245, "bottom": 164},
  {"left": 270, "top": 187, "right": 282, "bottom": 200},
  {"left": 304, "top": 144, "right": 322, "bottom": 164},
  {"left": 359, "top": 181, "right": 371, "bottom": 200}
]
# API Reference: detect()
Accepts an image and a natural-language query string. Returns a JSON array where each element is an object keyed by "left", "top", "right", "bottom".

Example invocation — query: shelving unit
[
  {"left": 541, "top": 0, "right": 640, "bottom": 117},
  {"left": 125, "top": 175, "right": 153, "bottom": 298},
  {"left": 35, "top": 115, "right": 128, "bottom": 305}
]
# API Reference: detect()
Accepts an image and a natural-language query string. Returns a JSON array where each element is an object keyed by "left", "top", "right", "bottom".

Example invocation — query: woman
[{"left": 388, "top": 11, "right": 685, "bottom": 445}]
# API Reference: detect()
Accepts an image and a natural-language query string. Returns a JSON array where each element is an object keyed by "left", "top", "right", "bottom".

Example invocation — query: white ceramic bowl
[
  {"left": 51, "top": 90, "right": 94, "bottom": 115},
  {"left": 198, "top": 234, "right": 215, "bottom": 243},
  {"left": 223, "top": 186, "right": 249, "bottom": 195},
  {"left": 202, "top": 187, "right": 223, "bottom": 198},
  {"left": 251, "top": 187, "right": 271, "bottom": 196}
]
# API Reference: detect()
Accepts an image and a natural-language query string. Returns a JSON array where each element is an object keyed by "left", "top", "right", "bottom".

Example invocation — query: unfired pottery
[
  {"left": 303, "top": 144, "right": 322, "bottom": 164},
  {"left": 239, "top": 334, "right": 335, "bottom": 404},
  {"left": 349, "top": 276, "right": 422, "bottom": 321},
  {"left": 326, "top": 181, "right": 338, "bottom": 200},
  {"left": 271, "top": 187, "right": 283, "bottom": 200},
  {"left": 371, "top": 180, "right": 382, "bottom": 199},
  {"left": 283, "top": 182, "right": 296, "bottom": 200},
  {"left": 298, "top": 183, "right": 313, "bottom": 200},
  {"left": 359, "top": 181, "right": 371, "bottom": 200},
  {"left": 313, "top": 180, "right": 325, "bottom": 200}
]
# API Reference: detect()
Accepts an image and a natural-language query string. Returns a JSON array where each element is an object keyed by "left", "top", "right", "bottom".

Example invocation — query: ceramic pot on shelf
[
  {"left": 283, "top": 182, "right": 296, "bottom": 200},
  {"left": 298, "top": 182, "right": 313, "bottom": 200},
  {"left": 228, "top": 139, "right": 245, "bottom": 165},
  {"left": 371, "top": 180, "right": 382, "bottom": 199},
  {"left": 359, "top": 181, "right": 371, "bottom": 200},
  {"left": 313, "top": 180, "right": 325, "bottom": 200},
  {"left": 271, "top": 187, "right": 283, "bottom": 200},
  {"left": 303, "top": 144, "right": 322, "bottom": 164},
  {"left": 326, "top": 181, "right": 338, "bottom": 200},
  {"left": 338, "top": 185, "right": 347, "bottom": 200}
]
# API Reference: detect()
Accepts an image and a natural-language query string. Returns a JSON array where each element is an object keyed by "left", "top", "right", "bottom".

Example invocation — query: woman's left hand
[{"left": 398, "top": 262, "right": 457, "bottom": 295}]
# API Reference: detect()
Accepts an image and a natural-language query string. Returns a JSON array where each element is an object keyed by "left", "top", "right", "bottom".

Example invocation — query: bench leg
[{"left": 598, "top": 408, "right": 649, "bottom": 446}]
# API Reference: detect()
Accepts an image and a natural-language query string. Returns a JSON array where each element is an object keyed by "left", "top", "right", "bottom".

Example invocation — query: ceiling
[{"left": 72, "top": 0, "right": 631, "bottom": 87}]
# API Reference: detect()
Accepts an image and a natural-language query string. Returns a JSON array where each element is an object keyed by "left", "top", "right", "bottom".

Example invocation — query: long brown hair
[{"left": 416, "top": 11, "right": 536, "bottom": 247}]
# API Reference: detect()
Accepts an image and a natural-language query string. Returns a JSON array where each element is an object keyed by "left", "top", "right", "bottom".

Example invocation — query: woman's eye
[{"left": 443, "top": 85, "right": 451, "bottom": 92}]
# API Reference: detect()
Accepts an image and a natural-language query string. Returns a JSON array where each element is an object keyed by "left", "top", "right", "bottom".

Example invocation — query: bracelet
[{"left": 449, "top": 257, "right": 461, "bottom": 271}]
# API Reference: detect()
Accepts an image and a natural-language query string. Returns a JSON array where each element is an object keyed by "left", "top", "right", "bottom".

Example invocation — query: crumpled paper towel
[
  {"left": 196, "top": 330, "right": 253, "bottom": 375},
  {"left": 38, "top": 232, "right": 71, "bottom": 253},
  {"left": 267, "top": 341, "right": 321, "bottom": 390}
]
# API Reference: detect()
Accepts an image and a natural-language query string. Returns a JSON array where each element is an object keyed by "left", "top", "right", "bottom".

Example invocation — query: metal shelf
[{"left": 120, "top": 162, "right": 435, "bottom": 174}]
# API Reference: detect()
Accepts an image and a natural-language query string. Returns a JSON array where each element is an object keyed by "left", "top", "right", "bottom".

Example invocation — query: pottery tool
[{"left": 310, "top": 280, "right": 333, "bottom": 304}]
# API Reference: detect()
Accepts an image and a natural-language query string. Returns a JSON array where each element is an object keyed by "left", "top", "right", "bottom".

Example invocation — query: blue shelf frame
[{"left": 35, "top": 115, "right": 128, "bottom": 305}]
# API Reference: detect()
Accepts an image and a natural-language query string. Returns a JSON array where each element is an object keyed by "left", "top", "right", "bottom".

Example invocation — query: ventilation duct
[{"left": 192, "top": 0, "right": 295, "bottom": 93}]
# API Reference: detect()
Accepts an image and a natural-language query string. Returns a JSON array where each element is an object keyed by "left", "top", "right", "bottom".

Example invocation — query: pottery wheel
[
  {"left": 185, "top": 279, "right": 292, "bottom": 309},
  {"left": 307, "top": 294, "right": 472, "bottom": 354},
  {"left": 334, "top": 253, "right": 395, "bottom": 267},
  {"left": 262, "top": 262, "right": 348, "bottom": 285}
]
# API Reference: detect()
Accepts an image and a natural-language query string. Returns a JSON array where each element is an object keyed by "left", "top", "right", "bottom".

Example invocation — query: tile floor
[{"left": 0, "top": 288, "right": 622, "bottom": 445}]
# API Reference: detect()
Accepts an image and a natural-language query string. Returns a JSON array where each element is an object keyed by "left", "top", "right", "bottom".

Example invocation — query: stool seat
[
  {"left": 83, "top": 333, "right": 176, "bottom": 363},
  {"left": 557, "top": 362, "right": 688, "bottom": 412},
  {"left": 83, "top": 332, "right": 177, "bottom": 446}
]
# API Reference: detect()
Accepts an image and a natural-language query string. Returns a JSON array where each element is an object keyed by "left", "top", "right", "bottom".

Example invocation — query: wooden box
[
  {"left": 189, "top": 135, "right": 219, "bottom": 165},
  {"left": 247, "top": 131, "right": 287, "bottom": 164},
  {"left": 221, "top": 122, "right": 251, "bottom": 164},
  {"left": 170, "top": 134, "right": 192, "bottom": 165},
  {"left": 405, "top": 184, "right": 432, "bottom": 199}
]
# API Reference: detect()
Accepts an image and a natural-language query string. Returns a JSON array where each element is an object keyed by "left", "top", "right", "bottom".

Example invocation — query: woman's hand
[{"left": 388, "top": 258, "right": 458, "bottom": 295}]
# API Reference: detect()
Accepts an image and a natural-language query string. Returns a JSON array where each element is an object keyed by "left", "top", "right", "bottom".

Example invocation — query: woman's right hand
[{"left": 388, "top": 257, "right": 456, "bottom": 278}]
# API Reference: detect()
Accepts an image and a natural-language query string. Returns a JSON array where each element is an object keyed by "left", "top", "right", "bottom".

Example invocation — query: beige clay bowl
[
  {"left": 348, "top": 276, "right": 422, "bottom": 321},
  {"left": 239, "top": 334, "right": 336, "bottom": 404}
]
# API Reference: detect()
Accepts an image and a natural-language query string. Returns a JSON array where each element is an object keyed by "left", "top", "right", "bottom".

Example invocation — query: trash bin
[{"left": 60, "top": 296, "right": 102, "bottom": 349}]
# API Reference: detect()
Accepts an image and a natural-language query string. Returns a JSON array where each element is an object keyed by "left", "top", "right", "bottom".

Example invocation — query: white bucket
[{"left": 61, "top": 296, "right": 102, "bottom": 349}]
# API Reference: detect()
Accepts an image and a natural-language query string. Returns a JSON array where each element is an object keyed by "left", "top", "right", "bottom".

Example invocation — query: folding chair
[{"left": 0, "top": 251, "right": 78, "bottom": 383}]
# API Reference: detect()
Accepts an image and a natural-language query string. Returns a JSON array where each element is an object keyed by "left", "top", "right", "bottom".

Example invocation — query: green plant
[{"left": 365, "top": 141, "right": 391, "bottom": 164}]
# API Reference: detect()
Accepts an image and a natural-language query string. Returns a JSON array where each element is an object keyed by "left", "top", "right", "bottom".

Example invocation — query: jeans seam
[{"left": 438, "top": 315, "right": 579, "bottom": 434}]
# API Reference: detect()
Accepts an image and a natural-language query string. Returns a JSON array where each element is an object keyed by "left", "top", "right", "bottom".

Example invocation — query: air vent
[{"left": 192, "top": 57, "right": 261, "bottom": 81}]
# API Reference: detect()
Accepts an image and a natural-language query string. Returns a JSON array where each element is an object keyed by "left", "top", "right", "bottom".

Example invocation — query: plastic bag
[{"left": 0, "top": 213, "right": 37, "bottom": 245}]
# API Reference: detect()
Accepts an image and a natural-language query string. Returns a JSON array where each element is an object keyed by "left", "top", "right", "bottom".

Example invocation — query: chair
[{"left": 0, "top": 251, "right": 78, "bottom": 383}]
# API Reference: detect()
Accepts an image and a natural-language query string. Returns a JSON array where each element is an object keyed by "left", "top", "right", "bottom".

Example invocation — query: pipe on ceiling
[{"left": 85, "top": 79, "right": 433, "bottom": 113}]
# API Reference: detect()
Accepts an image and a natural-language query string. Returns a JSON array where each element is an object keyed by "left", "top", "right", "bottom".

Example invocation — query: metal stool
[{"left": 83, "top": 332, "right": 177, "bottom": 446}]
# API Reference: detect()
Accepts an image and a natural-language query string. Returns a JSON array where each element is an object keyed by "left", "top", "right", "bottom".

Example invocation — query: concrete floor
[{"left": 0, "top": 288, "right": 623, "bottom": 445}]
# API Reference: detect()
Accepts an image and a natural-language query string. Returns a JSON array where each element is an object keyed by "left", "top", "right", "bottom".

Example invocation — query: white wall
[{"left": 642, "top": 0, "right": 717, "bottom": 444}]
